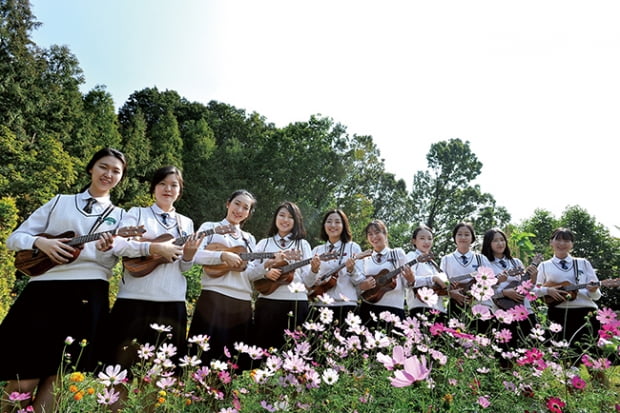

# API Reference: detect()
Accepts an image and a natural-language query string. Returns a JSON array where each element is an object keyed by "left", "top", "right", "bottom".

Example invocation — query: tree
[
  {"left": 118, "top": 109, "right": 151, "bottom": 207},
  {"left": 177, "top": 117, "right": 217, "bottom": 223},
  {"left": 0, "top": 196, "right": 19, "bottom": 322},
  {"left": 409, "top": 138, "right": 510, "bottom": 255},
  {"left": 335, "top": 134, "right": 410, "bottom": 248}
]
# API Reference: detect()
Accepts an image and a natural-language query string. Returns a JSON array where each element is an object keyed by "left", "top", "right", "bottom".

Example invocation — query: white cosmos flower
[
  {"left": 98, "top": 364, "right": 127, "bottom": 386},
  {"left": 321, "top": 368, "right": 339, "bottom": 385},
  {"left": 288, "top": 281, "right": 307, "bottom": 293},
  {"left": 150, "top": 323, "right": 172, "bottom": 333}
]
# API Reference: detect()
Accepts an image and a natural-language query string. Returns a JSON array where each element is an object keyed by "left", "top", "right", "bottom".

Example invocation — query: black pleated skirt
[
  {"left": 188, "top": 290, "right": 252, "bottom": 362},
  {"left": 102, "top": 298, "right": 188, "bottom": 372},
  {"left": 0, "top": 279, "right": 109, "bottom": 380}
]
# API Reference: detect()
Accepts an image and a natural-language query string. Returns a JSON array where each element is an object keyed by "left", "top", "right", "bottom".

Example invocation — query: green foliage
[
  {"left": 0, "top": 196, "right": 18, "bottom": 321},
  {"left": 409, "top": 138, "right": 511, "bottom": 256}
]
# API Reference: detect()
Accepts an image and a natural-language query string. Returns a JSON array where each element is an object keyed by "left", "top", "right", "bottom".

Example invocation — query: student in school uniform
[
  {"left": 533, "top": 228, "right": 601, "bottom": 356},
  {"left": 0, "top": 148, "right": 127, "bottom": 413},
  {"left": 307, "top": 209, "right": 366, "bottom": 326},
  {"left": 189, "top": 190, "right": 258, "bottom": 365},
  {"left": 405, "top": 225, "right": 448, "bottom": 319},
  {"left": 249, "top": 201, "right": 317, "bottom": 351},
  {"left": 105, "top": 166, "right": 203, "bottom": 373},
  {"left": 358, "top": 220, "right": 415, "bottom": 328},
  {"left": 440, "top": 222, "right": 493, "bottom": 331},
  {"left": 481, "top": 228, "right": 538, "bottom": 349}
]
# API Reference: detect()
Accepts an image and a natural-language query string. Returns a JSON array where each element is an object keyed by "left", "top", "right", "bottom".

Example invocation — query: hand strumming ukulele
[
  {"left": 253, "top": 251, "right": 339, "bottom": 296},
  {"left": 122, "top": 224, "right": 235, "bottom": 277},
  {"left": 492, "top": 253, "right": 543, "bottom": 310},
  {"left": 542, "top": 278, "right": 620, "bottom": 306},
  {"left": 15, "top": 226, "right": 146, "bottom": 277},
  {"left": 361, "top": 253, "right": 433, "bottom": 304},
  {"left": 307, "top": 249, "right": 372, "bottom": 300},
  {"left": 202, "top": 243, "right": 301, "bottom": 277}
]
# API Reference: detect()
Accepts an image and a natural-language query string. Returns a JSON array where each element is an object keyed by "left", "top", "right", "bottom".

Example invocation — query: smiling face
[
  {"left": 226, "top": 194, "right": 254, "bottom": 225},
  {"left": 490, "top": 232, "right": 507, "bottom": 258},
  {"left": 454, "top": 226, "right": 474, "bottom": 254},
  {"left": 88, "top": 155, "right": 124, "bottom": 197},
  {"left": 551, "top": 236, "right": 573, "bottom": 259},
  {"left": 324, "top": 212, "right": 343, "bottom": 243},
  {"left": 413, "top": 228, "right": 433, "bottom": 254},
  {"left": 275, "top": 206, "right": 295, "bottom": 237},
  {"left": 366, "top": 224, "right": 387, "bottom": 252},
  {"left": 154, "top": 173, "right": 181, "bottom": 212}
]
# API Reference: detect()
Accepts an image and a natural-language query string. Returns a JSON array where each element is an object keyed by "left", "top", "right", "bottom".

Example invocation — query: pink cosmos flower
[
  {"left": 477, "top": 396, "right": 491, "bottom": 408},
  {"left": 8, "top": 392, "right": 31, "bottom": 401},
  {"left": 596, "top": 307, "right": 617, "bottom": 324},
  {"left": 469, "top": 283, "right": 494, "bottom": 301},
  {"left": 472, "top": 304, "right": 493, "bottom": 320},
  {"left": 494, "top": 328, "right": 513, "bottom": 344},
  {"left": 377, "top": 345, "right": 408, "bottom": 370},
  {"left": 508, "top": 305, "right": 529, "bottom": 322},
  {"left": 473, "top": 266, "right": 497, "bottom": 286},
  {"left": 416, "top": 287, "right": 439, "bottom": 307},
  {"left": 516, "top": 279, "right": 533, "bottom": 295},
  {"left": 389, "top": 355, "right": 430, "bottom": 387},
  {"left": 493, "top": 309, "right": 514, "bottom": 325},
  {"left": 581, "top": 354, "right": 611, "bottom": 370}
]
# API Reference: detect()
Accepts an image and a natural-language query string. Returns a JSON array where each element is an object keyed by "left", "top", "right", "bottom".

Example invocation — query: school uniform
[
  {"left": 489, "top": 256, "right": 536, "bottom": 348},
  {"left": 359, "top": 247, "right": 410, "bottom": 325},
  {"left": 307, "top": 241, "right": 365, "bottom": 324},
  {"left": 189, "top": 219, "right": 257, "bottom": 362},
  {"left": 534, "top": 255, "right": 601, "bottom": 349},
  {"left": 105, "top": 205, "right": 195, "bottom": 370},
  {"left": 0, "top": 192, "right": 124, "bottom": 380},
  {"left": 248, "top": 236, "right": 313, "bottom": 350},
  {"left": 405, "top": 250, "right": 448, "bottom": 316},
  {"left": 440, "top": 250, "right": 493, "bottom": 330}
]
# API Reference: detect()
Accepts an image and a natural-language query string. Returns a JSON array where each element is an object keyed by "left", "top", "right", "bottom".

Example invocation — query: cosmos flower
[
  {"left": 96, "top": 388, "right": 120, "bottom": 406},
  {"left": 98, "top": 365, "right": 127, "bottom": 386},
  {"left": 389, "top": 355, "right": 430, "bottom": 387}
]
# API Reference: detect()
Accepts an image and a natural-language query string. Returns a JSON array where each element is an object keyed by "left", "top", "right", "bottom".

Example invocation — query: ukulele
[
  {"left": 361, "top": 253, "right": 433, "bottom": 303},
  {"left": 542, "top": 278, "right": 620, "bottom": 306},
  {"left": 14, "top": 226, "right": 146, "bottom": 277},
  {"left": 307, "top": 249, "right": 372, "bottom": 300},
  {"left": 492, "top": 254, "right": 543, "bottom": 310},
  {"left": 122, "top": 224, "right": 236, "bottom": 277},
  {"left": 253, "top": 251, "right": 339, "bottom": 296},
  {"left": 431, "top": 271, "right": 479, "bottom": 296},
  {"left": 202, "top": 243, "right": 301, "bottom": 277}
]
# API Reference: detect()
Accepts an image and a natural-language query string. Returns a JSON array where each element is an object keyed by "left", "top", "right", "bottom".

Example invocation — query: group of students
[{"left": 0, "top": 147, "right": 604, "bottom": 412}]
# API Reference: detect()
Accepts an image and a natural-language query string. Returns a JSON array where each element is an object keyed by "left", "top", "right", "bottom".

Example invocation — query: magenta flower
[
  {"left": 8, "top": 392, "right": 31, "bottom": 402},
  {"left": 570, "top": 375, "right": 586, "bottom": 390},
  {"left": 546, "top": 397, "right": 566, "bottom": 413},
  {"left": 389, "top": 355, "right": 430, "bottom": 387}
]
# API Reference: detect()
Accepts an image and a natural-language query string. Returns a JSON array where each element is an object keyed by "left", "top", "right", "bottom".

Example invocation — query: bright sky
[{"left": 30, "top": 0, "right": 620, "bottom": 236}]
